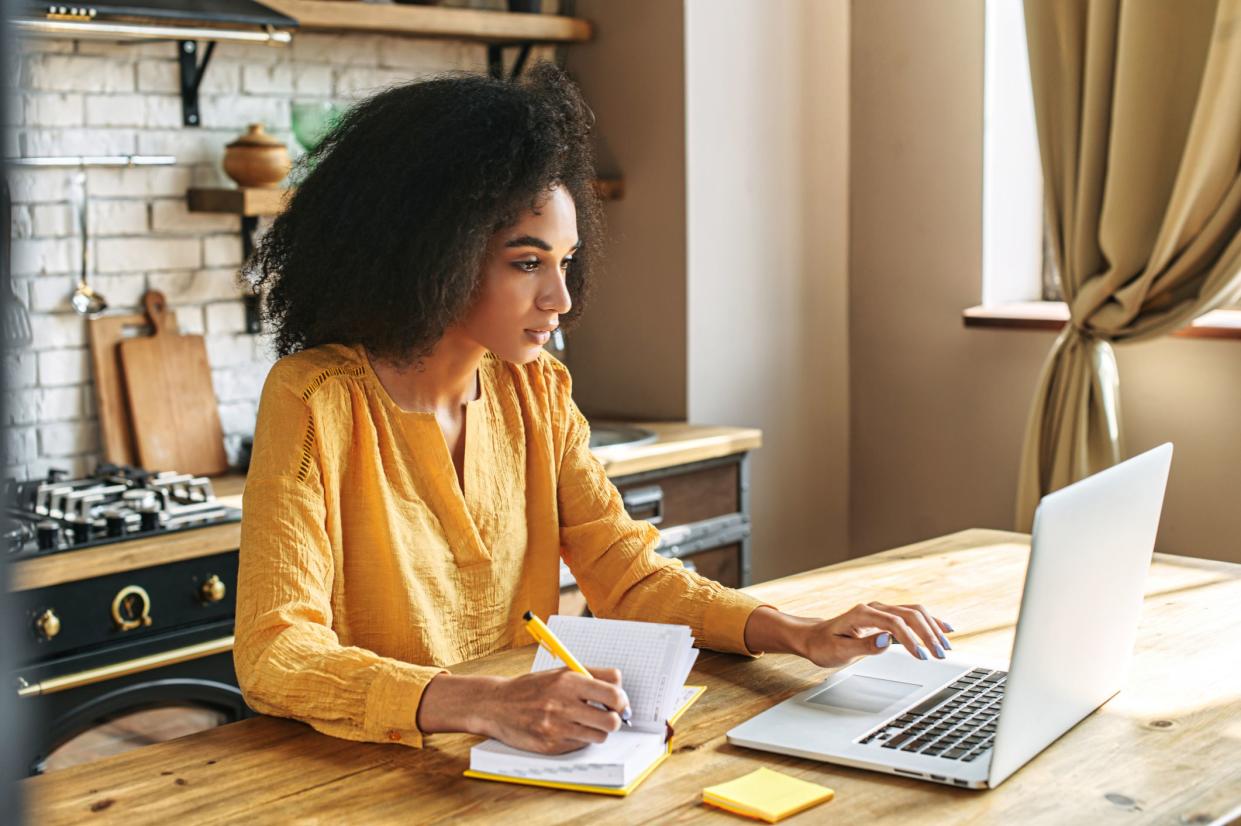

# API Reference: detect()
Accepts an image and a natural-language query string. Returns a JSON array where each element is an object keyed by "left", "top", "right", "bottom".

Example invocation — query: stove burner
[{"left": 3, "top": 464, "right": 240, "bottom": 560}]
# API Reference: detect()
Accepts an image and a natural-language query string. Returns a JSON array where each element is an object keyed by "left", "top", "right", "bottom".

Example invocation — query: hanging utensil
[
  {"left": 2, "top": 175, "right": 33, "bottom": 348},
  {"left": 6, "top": 155, "right": 175, "bottom": 320},
  {"left": 69, "top": 169, "right": 107, "bottom": 316}
]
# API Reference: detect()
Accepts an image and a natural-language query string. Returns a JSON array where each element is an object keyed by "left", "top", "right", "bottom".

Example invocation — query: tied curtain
[{"left": 1016, "top": 0, "right": 1241, "bottom": 529}]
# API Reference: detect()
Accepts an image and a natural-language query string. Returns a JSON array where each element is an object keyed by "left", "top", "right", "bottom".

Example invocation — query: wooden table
[{"left": 23, "top": 529, "right": 1241, "bottom": 825}]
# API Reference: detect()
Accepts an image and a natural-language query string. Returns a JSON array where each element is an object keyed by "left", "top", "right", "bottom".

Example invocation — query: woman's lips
[{"left": 525, "top": 329, "right": 552, "bottom": 345}]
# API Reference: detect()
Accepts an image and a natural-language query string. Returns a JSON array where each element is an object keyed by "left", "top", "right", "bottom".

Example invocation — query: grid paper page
[{"left": 531, "top": 616, "right": 694, "bottom": 732}]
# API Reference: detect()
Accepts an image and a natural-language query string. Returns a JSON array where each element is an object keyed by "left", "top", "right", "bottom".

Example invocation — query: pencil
[{"left": 523, "top": 610, "right": 632, "bottom": 725}]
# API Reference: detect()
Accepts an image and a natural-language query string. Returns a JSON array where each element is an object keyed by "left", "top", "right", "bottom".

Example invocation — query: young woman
[{"left": 235, "top": 65, "right": 953, "bottom": 756}]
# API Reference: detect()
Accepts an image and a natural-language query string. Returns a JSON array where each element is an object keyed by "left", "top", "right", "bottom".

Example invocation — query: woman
[{"left": 235, "top": 64, "right": 953, "bottom": 756}]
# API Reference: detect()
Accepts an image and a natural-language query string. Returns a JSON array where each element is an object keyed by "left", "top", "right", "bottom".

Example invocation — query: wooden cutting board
[
  {"left": 88, "top": 307, "right": 180, "bottom": 467},
  {"left": 118, "top": 291, "right": 229, "bottom": 476}
]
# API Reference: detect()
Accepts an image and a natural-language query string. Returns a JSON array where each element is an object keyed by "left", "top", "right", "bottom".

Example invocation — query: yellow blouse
[{"left": 234, "top": 343, "right": 763, "bottom": 747}]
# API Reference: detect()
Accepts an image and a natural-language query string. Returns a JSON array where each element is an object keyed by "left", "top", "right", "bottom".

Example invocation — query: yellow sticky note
[{"left": 702, "top": 767, "right": 834, "bottom": 823}]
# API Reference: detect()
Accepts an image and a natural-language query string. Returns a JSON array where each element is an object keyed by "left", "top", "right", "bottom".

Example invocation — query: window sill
[{"left": 963, "top": 302, "right": 1241, "bottom": 341}]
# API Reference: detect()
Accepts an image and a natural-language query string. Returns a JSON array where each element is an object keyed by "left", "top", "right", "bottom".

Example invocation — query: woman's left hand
[
  {"left": 744, "top": 603, "right": 955, "bottom": 669},
  {"left": 799, "top": 601, "right": 954, "bottom": 668}
]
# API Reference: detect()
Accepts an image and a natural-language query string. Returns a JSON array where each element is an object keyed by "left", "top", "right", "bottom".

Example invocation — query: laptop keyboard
[{"left": 858, "top": 667, "right": 1007, "bottom": 762}]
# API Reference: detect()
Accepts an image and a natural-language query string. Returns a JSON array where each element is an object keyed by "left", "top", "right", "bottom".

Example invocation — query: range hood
[{"left": 14, "top": 1, "right": 297, "bottom": 44}]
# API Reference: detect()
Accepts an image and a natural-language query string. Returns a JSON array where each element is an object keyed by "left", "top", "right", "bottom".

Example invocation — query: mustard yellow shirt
[{"left": 234, "top": 344, "right": 763, "bottom": 747}]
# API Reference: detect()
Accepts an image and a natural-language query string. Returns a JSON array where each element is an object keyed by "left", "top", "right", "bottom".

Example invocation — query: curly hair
[{"left": 245, "top": 63, "right": 601, "bottom": 364}]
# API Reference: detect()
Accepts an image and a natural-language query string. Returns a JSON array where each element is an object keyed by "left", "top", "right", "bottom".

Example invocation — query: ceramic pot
[{"left": 223, "top": 124, "right": 291, "bottom": 189}]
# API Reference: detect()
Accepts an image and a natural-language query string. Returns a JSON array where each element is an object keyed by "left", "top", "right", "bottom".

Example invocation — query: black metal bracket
[
  {"left": 240, "top": 215, "right": 263, "bottom": 334},
  {"left": 487, "top": 42, "right": 534, "bottom": 80},
  {"left": 177, "top": 39, "right": 217, "bottom": 127},
  {"left": 243, "top": 292, "right": 263, "bottom": 335},
  {"left": 240, "top": 215, "right": 259, "bottom": 261}
]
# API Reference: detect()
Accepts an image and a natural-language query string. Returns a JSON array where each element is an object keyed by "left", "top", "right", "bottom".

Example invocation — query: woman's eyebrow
[
  {"left": 505, "top": 235, "right": 552, "bottom": 251},
  {"left": 504, "top": 235, "right": 582, "bottom": 253}
]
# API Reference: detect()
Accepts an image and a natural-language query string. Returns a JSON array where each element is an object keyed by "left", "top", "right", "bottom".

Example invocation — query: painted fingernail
[
  {"left": 932, "top": 643, "right": 945, "bottom": 659},
  {"left": 875, "top": 632, "right": 891, "bottom": 648},
  {"left": 916, "top": 645, "right": 928, "bottom": 660},
  {"left": 939, "top": 634, "right": 952, "bottom": 650},
  {"left": 943, "top": 621, "right": 955, "bottom": 632}
]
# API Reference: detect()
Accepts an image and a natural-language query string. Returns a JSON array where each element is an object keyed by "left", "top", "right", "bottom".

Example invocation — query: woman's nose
[{"left": 539, "top": 272, "right": 572, "bottom": 314}]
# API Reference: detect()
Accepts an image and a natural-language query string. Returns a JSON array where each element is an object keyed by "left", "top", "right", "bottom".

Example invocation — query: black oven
[{"left": 11, "top": 550, "right": 250, "bottom": 775}]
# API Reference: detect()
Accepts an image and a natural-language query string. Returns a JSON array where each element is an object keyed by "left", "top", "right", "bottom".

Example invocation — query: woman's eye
[
  {"left": 514, "top": 259, "right": 540, "bottom": 273},
  {"left": 560, "top": 258, "right": 573, "bottom": 270}
]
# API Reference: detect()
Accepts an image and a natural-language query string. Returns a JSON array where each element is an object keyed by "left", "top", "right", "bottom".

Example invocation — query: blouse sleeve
[
  {"left": 233, "top": 369, "right": 445, "bottom": 747},
  {"left": 550, "top": 361, "right": 766, "bottom": 654}
]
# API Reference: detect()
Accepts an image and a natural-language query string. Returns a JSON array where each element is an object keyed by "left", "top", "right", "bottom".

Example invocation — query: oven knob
[
  {"left": 35, "top": 609, "right": 60, "bottom": 640},
  {"left": 200, "top": 575, "right": 227, "bottom": 603},
  {"left": 36, "top": 521, "right": 59, "bottom": 551},
  {"left": 104, "top": 508, "right": 128, "bottom": 538},
  {"left": 65, "top": 514, "right": 92, "bottom": 545},
  {"left": 138, "top": 505, "right": 161, "bottom": 533}
]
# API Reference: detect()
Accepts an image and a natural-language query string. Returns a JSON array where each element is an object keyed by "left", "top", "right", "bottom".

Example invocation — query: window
[
  {"left": 981, "top": 0, "right": 1043, "bottom": 306},
  {"left": 975, "top": 1, "right": 1241, "bottom": 328}
]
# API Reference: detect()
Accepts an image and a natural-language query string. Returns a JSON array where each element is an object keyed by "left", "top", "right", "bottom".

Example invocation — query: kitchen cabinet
[{"left": 557, "top": 451, "right": 755, "bottom": 615}]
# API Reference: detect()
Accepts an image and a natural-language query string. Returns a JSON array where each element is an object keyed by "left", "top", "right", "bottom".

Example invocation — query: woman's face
[{"left": 460, "top": 184, "right": 578, "bottom": 364}]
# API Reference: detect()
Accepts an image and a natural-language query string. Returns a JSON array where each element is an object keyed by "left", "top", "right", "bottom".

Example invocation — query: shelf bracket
[
  {"left": 240, "top": 214, "right": 259, "bottom": 261},
  {"left": 178, "top": 39, "right": 217, "bottom": 127},
  {"left": 240, "top": 214, "right": 263, "bottom": 333},
  {"left": 487, "top": 42, "right": 533, "bottom": 80}
]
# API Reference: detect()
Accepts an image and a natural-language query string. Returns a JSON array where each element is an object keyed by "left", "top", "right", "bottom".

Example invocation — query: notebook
[
  {"left": 465, "top": 615, "right": 703, "bottom": 795},
  {"left": 702, "top": 768, "right": 835, "bottom": 822}
]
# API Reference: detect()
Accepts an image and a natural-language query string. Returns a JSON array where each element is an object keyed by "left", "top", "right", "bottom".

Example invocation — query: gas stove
[{"left": 2, "top": 464, "right": 241, "bottom": 560}]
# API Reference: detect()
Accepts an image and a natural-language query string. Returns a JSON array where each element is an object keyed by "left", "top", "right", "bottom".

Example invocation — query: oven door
[{"left": 15, "top": 619, "right": 251, "bottom": 775}]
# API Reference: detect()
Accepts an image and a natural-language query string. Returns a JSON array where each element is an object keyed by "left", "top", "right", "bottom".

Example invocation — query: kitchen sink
[{"left": 588, "top": 423, "right": 658, "bottom": 451}]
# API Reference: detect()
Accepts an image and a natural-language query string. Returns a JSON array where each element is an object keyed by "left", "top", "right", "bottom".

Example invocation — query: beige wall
[
  {"left": 564, "top": 0, "right": 688, "bottom": 420},
  {"left": 568, "top": 0, "right": 852, "bottom": 583},
  {"left": 848, "top": 0, "right": 1241, "bottom": 564},
  {"left": 684, "top": 0, "right": 851, "bottom": 581}
]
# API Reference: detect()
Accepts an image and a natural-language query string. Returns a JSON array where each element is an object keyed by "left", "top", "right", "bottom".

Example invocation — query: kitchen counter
[{"left": 8, "top": 422, "right": 761, "bottom": 591}]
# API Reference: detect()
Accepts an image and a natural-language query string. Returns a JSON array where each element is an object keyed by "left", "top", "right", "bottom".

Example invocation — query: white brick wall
[{"left": 5, "top": 30, "right": 491, "bottom": 479}]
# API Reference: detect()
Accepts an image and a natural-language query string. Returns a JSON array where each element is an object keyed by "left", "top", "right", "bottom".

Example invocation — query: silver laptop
[{"left": 727, "top": 443, "right": 1173, "bottom": 789}]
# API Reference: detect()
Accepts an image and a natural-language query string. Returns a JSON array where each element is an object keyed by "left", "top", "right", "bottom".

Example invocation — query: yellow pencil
[{"left": 523, "top": 610, "right": 632, "bottom": 725}]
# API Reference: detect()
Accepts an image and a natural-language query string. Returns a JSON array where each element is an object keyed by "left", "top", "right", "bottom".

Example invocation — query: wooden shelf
[
  {"left": 187, "top": 187, "right": 290, "bottom": 217},
  {"left": 262, "top": 0, "right": 591, "bottom": 43},
  {"left": 963, "top": 302, "right": 1241, "bottom": 341},
  {"left": 188, "top": 178, "right": 624, "bottom": 217}
]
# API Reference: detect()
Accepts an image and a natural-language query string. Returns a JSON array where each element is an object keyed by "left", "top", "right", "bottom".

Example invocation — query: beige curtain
[{"left": 1016, "top": 0, "right": 1241, "bottom": 529}]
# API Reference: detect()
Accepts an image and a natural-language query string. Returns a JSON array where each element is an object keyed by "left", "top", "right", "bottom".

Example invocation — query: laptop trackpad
[{"left": 806, "top": 675, "right": 922, "bottom": 714}]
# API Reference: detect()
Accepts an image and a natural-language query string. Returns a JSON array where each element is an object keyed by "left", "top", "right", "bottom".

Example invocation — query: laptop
[{"left": 727, "top": 443, "right": 1173, "bottom": 789}]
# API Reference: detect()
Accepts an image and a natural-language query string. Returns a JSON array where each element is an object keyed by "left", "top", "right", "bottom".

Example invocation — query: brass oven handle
[{"left": 15, "top": 635, "right": 234, "bottom": 698}]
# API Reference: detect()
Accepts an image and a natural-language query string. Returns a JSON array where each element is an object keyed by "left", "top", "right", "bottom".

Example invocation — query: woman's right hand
[{"left": 418, "top": 668, "right": 630, "bottom": 754}]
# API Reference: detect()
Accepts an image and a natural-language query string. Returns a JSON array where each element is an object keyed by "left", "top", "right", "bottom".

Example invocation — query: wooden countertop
[
  {"left": 8, "top": 423, "right": 760, "bottom": 591},
  {"left": 591, "top": 421, "right": 761, "bottom": 478},
  {"left": 22, "top": 529, "right": 1241, "bottom": 824}
]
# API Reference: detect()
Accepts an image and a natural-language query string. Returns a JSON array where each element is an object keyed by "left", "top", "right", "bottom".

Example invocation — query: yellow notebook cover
[
  {"left": 463, "top": 685, "right": 705, "bottom": 796},
  {"left": 702, "top": 767, "right": 834, "bottom": 823}
]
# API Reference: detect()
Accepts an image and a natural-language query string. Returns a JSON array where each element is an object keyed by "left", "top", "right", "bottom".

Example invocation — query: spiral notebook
[{"left": 465, "top": 616, "right": 704, "bottom": 796}]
